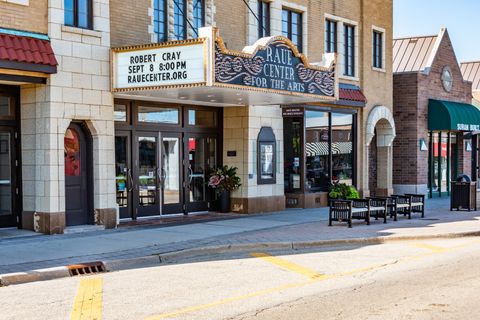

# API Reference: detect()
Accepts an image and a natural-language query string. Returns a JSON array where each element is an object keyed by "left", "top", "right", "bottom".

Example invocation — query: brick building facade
[
  {"left": 393, "top": 29, "right": 476, "bottom": 197},
  {"left": 0, "top": 0, "right": 394, "bottom": 233}
]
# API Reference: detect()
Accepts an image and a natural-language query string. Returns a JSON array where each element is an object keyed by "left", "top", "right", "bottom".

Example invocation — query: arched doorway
[
  {"left": 64, "top": 122, "right": 93, "bottom": 226},
  {"left": 366, "top": 106, "right": 396, "bottom": 196}
]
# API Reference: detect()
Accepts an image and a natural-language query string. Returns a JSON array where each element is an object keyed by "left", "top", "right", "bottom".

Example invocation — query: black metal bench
[{"left": 329, "top": 199, "right": 372, "bottom": 228}]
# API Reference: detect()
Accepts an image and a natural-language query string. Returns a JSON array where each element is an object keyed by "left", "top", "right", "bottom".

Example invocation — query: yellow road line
[
  {"left": 145, "top": 240, "right": 480, "bottom": 319},
  {"left": 412, "top": 243, "right": 447, "bottom": 253},
  {"left": 250, "top": 252, "right": 326, "bottom": 280},
  {"left": 144, "top": 280, "right": 312, "bottom": 320},
  {"left": 71, "top": 278, "right": 103, "bottom": 320}
]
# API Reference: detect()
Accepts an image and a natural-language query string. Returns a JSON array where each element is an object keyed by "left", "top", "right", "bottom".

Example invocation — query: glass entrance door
[
  {"left": 161, "top": 133, "right": 183, "bottom": 214},
  {"left": 185, "top": 135, "right": 217, "bottom": 213},
  {"left": 0, "top": 128, "right": 17, "bottom": 228},
  {"left": 115, "top": 132, "right": 132, "bottom": 219},
  {"left": 135, "top": 133, "right": 160, "bottom": 217}
]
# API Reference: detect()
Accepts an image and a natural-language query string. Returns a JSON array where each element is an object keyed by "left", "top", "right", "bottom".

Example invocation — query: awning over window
[
  {"left": 428, "top": 99, "right": 480, "bottom": 131},
  {"left": 0, "top": 28, "right": 57, "bottom": 74}
]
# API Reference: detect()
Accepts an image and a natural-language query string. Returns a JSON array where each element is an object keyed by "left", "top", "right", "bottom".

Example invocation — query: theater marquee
[
  {"left": 112, "top": 39, "right": 207, "bottom": 91},
  {"left": 111, "top": 27, "right": 337, "bottom": 104}
]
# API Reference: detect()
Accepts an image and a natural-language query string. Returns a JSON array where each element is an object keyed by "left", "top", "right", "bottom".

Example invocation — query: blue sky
[{"left": 394, "top": 0, "right": 479, "bottom": 62}]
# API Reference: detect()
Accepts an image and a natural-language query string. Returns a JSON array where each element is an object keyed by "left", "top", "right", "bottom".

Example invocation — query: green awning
[{"left": 428, "top": 99, "right": 480, "bottom": 131}]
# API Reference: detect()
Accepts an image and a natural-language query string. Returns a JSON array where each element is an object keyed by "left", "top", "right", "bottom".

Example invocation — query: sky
[{"left": 394, "top": 0, "right": 480, "bottom": 62}]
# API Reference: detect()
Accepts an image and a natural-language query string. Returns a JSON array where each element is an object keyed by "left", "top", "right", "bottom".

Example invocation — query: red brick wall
[
  {"left": 393, "top": 73, "right": 419, "bottom": 184},
  {"left": 393, "top": 30, "right": 473, "bottom": 186}
]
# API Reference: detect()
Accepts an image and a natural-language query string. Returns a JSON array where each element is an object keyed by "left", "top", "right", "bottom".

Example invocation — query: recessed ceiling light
[
  {"left": 210, "top": 99, "right": 217, "bottom": 102},
  {"left": 179, "top": 96, "right": 186, "bottom": 99},
  {"left": 207, "top": 94, "right": 214, "bottom": 98}
]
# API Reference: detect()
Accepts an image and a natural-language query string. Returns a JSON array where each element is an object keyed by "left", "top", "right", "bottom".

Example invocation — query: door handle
[
  {"left": 127, "top": 168, "right": 134, "bottom": 192},
  {"left": 188, "top": 165, "right": 193, "bottom": 184}
]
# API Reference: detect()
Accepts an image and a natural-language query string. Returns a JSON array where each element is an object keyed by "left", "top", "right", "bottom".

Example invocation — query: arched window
[
  {"left": 154, "top": 0, "right": 168, "bottom": 42},
  {"left": 173, "top": 0, "right": 187, "bottom": 40},
  {"left": 193, "top": 0, "right": 205, "bottom": 37},
  {"left": 64, "top": 0, "right": 92, "bottom": 29}
]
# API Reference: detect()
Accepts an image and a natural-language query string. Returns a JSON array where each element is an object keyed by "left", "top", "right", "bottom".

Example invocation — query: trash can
[{"left": 450, "top": 174, "right": 477, "bottom": 211}]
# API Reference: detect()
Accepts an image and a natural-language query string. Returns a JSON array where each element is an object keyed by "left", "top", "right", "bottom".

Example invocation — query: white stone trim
[
  {"left": 325, "top": 13, "right": 359, "bottom": 80},
  {"left": 372, "top": 25, "right": 386, "bottom": 72},
  {"left": 366, "top": 105, "right": 396, "bottom": 147},
  {"left": 423, "top": 27, "right": 446, "bottom": 75}
]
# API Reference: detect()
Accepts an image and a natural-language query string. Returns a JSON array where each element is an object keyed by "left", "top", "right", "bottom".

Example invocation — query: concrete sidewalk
[{"left": 0, "top": 198, "right": 479, "bottom": 282}]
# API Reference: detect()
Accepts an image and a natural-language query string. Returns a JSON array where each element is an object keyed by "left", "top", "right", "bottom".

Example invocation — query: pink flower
[{"left": 208, "top": 175, "right": 222, "bottom": 188}]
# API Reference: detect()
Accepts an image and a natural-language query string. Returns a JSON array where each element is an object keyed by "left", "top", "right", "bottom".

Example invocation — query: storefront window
[
  {"left": 0, "top": 96, "right": 13, "bottom": 118},
  {"left": 284, "top": 118, "right": 302, "bottom": 193},
  {"left": 332, "top": 113, "right": 353, "bottom": 185},
  {"left": 114, "top": 104, "right": 127, "bottom": 122},
  {"left": 305, "top": 111, "right": 330, "bottom": 192},
  {"left": 284, "top": 108, "right": 357, "bottom": 195},
  {"left": 138, "top": 106, "right": 179, "bottom": 124},
  {"left": 188, "top": 109, "right": 216, "bottom": 127}
]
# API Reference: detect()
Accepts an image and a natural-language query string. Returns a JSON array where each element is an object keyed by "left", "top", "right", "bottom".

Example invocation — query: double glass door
[{"left": 115, "top": 131, "right": 217, "bottom": 219}]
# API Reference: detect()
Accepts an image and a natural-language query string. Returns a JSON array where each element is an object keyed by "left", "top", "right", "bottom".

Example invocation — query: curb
[{"left": 2, "top": 231, "right": 480, "bottom": 287}]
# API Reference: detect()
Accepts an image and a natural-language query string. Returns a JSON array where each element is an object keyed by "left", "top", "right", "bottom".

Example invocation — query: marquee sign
[
  {"left": 214, "top": 37, "right": 336, "bottom": 98},
  {"left": 112, "top": 39, "right": 206, "bottom": 91}
]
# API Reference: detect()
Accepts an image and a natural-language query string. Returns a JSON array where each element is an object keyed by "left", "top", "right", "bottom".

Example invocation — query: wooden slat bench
[
  {"left": 391, "top": 194, "right": 425, "bottom": 219},
  {"left": 367, "top": 198, "right": 389, "bottom": 223},
  {"left": 329, "top": 199, "right": 371, "bottom": 228}
]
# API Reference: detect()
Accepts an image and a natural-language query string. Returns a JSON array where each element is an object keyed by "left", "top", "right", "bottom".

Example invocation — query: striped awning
[{"left": 305, "top": 142, "right": 353, "bottom": 157}]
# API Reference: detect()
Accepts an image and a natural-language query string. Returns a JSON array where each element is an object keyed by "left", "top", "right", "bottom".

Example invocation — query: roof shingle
[
  {"left": 461, "top": 61, "right": 480, "bottom": 91},
  {"left": 0, "top": 32, "right": 57, "bottom": 67}
]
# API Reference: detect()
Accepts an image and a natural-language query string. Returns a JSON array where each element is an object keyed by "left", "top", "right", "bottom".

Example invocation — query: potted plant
[
  {"left": 208, "top": 166, "right": 242, "bottom": 213},
  {"left": 328, "top": 182, "right": 359, "bottom": 200}
]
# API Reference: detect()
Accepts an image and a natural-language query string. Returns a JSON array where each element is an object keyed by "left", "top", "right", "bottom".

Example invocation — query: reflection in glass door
[
  {"left": 136, "top": 134, "right": 160, "bottom": 217},
  {"left": 185, "top": 136, "right": 217, "bottom": 212},
  {"left": 0, "top": 131, "right": 13, "bottom": 225},
  {"left": 161, "top": 134, "right": 183, "bottom": 214},
  {"left": 115, "top": 133, "right": 132, "bottom": 219}
]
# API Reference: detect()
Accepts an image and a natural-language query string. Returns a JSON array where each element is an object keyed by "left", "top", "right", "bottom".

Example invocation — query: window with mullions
[
  {"left": 344, "top": 24, "right": 355, "bottom": 77},
  {"left": 193, "top": 0, "right": 205, "bottom": 37},
  {"left": 282, "top": 8, "right": 302, "bottom": 52},
  {"left": 64, "top": 0, "right": 92, "bottom": 29},
  {"left": 325, "top": 19, "right": 337, "bottom": 53},
  {"left": 154, "top": 0, "right": 168, "bottom": 42},
  {"left": 373, "top": 30, "right": 383, "bottom": 69},
  {"left": 173, "top": 0, "right": 187, "bottom": 40},
  {"left": 258, "top": 0, "right": 270, "bottom": 38}
]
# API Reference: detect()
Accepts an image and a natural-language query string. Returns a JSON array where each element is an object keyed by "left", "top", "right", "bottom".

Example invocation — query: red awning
[
  {"left": 0, "top": 32, "right": 57, "bottom": 73},
  {"left": 339, "top": 88, "right": 367, "bottom": 103}
]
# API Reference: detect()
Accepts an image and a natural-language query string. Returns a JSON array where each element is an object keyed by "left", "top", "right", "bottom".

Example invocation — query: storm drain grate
[{"left": 67, "top": 262, "right": 106, "bottom": 276}]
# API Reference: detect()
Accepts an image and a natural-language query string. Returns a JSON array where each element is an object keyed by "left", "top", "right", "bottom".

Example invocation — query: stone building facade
[{"left": 0, "top": 0, "right": 394, "bottom": 233}]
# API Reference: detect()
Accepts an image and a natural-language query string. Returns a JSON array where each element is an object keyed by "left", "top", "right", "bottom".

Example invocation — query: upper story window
[
  {"left": 344, "top": 24, "right": 355, "bottom": 77},
  {"left": 173, "top": 0, "right": 187, "bottom": 40},
  {"left": 258, "top": 0, "right": 270, "bottom": 38},
  {"left": 325, "top": 19, "right": 337, "bottom": 53},
  {"left": 373, "top": 30, "right": 383, "bottom": 69},
  {"left": 282, "top": 8, "right": 303, "bottom": 52},
  {"left": 64, "top": 0, "right": 92, "bottom": 29},
  {"left": 154, "top": 0, "right": 168, "bottom": 42},
  {"left": 193, "top": 0, "right": 205, "bottom": 37}
]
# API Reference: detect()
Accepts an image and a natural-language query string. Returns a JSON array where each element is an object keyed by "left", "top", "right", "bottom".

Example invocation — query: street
[{"left": 1, "top": 237, "right": 480, "bottom": 320}]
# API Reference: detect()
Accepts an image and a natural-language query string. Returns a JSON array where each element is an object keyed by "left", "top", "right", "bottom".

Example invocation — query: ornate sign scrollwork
[{"left": 215, "top": 38, "right": 336, "bottom": 98}]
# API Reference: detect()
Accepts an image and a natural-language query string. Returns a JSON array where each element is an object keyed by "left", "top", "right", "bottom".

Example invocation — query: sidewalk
[{"left": 0, "top": 198, "right": 479, "bottom": 277}]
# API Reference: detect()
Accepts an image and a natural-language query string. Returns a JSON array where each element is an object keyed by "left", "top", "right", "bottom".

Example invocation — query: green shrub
[{"left": 328, "top": 183, "right": 359, "bottom": 199}]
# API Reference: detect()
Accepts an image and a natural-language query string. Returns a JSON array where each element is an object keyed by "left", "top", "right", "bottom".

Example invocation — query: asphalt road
[{"left": 1, "top": 237, "right": 480, "bottom": 320}]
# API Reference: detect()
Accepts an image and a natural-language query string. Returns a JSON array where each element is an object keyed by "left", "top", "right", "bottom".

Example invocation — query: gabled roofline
[{"left": 422, "top": 28, "right": 447, "bottom": 75}]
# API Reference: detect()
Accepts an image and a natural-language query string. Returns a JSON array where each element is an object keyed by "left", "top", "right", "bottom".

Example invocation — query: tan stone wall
[
  {"left": 0, "top": 0, "right": 48, "bottom": 34},
  {"left": 110, "top": 0, "right": 151, "bottom": 47},
  {"left": 215, "top": 0, "right": 247, "bottom": 51}
]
